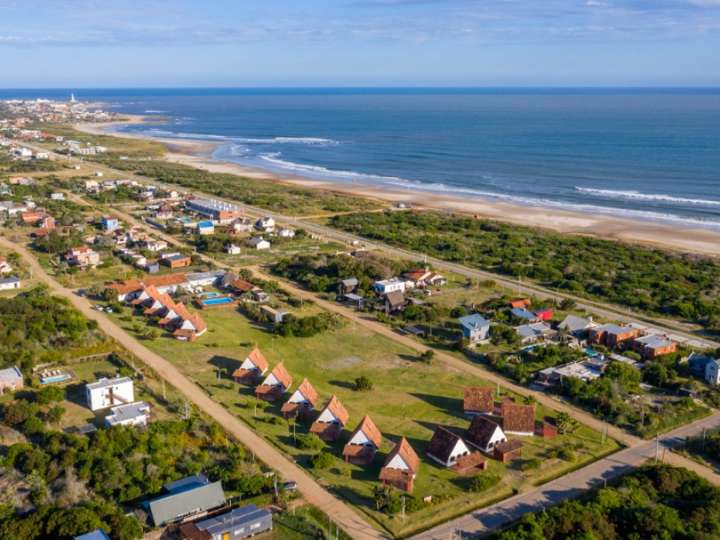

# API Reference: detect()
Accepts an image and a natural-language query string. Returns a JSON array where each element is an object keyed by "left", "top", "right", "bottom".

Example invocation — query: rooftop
[{"left": 86, "top": 376, "right": 133, "bottom": 392}]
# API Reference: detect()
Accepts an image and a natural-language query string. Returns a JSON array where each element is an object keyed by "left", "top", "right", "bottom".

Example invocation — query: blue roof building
[{"left": 458, "top": 314, "right": 491, "bottom": 343}]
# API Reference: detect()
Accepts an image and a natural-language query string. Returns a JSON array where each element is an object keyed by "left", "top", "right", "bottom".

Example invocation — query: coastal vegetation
[
  {"left": 329, "top": 211, "right": 720, "bottom": 330},
  {"left": 492, "top": 464, "right": 720, "bottom": 540},
  {"left": 0, "top": 287, "right": 111, "bottom": 373}
]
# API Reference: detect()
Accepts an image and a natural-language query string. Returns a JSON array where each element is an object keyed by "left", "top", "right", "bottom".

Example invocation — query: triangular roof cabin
[
  {"left": 342, "top": 415, "right": 382, "bottom": 465},
  {"left": 280, "top": 378, "right": 319, "bottom": 418}
]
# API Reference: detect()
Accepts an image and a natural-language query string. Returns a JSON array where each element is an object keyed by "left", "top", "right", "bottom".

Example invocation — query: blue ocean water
[{"left": 2, "top": 88, "right": 720, "bottom": 228}]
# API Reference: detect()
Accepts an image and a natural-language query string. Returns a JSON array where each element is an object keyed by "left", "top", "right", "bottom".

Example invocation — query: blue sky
[{"left": 0, "top": 0, "right": 719, "bottom": 87}]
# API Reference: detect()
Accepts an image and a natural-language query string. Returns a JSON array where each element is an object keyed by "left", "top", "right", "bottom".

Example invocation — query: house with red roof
[
  {"left": 255, "top": 363, "right": 293, "bottom": 402},
  {"left": 343, "top": 415, "right": 382, "bottom": 465},
  {"left": 232, "top": 347, "right": 269, "bottom": 385},
  {"left": 310, "top": 395, "right": 349, "bottom": 442},
  {"left": 280, "top": 378, "right": 319, "bottom": 419},
  {"left": 379, "top": 437, "right": 420, "bottom": 493},
  {"left": 499, "top": 399, "right": 536, "bottom": 436},
  {"left": 463, "top": 387, "right": 494, "bottom": 416}
]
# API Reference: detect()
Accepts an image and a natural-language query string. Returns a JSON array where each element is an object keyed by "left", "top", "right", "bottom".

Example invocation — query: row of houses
[
  {"left": 460, "top": 298, "right": 679, "bottom": 361},
  {"left": 230, "top": 347, "right": 421, "bottom": 491}
]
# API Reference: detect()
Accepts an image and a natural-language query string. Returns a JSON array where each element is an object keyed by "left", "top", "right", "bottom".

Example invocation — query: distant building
[
  {"left": 179, "top": 504, "right": 272, "bottom": 540},
  {"left": 64, "top": 246, "right": 100, "bottom": 268},
  {"left": 706, "top": 359, "right": 720, "bottom": 386},
  {"left": 85, "top": 376, "right": 134, "bottom": 411},
  {"left": 197, "top": 220, "right": 215, "bottom": 235},
  {"left": 379, "top": 437, "right": 420, "bottom": 493},
  {"left": 255, "top": 216, "right": 275, "bottom": 232},
  {"left": 0, "top": 366, "right": 23, "bottom": 394},
  {"left": 186, "top": 198, "right": 242, "bottom": 222},
  {"left": 104, "top": 401, "right": 150, "bottom": 428},
  {"left": 0, "top": 276, "right": 21, "bottom": 291},
  {"left": 281, "top": 377, "right": 320, "bottom": 419},
  {"left": 632, "top": 334, "right": 677, "bottom": 360},
  {"left": 459, "top": 314, "right": 491, "bottom": 344},
  {"left": 277, "top": 227, "right": 295, "bottom": 238},
  {"left": 147, "top": 474, "right": 226, "bottom": 527},
  {"left": 343, "top": 415, "right": 382, "bottom": 466},
  {"left": 588, "top": 324, "right": 641, "bottom": 348},
  {"left": 373, "top": 278, "right": 406, "bottom": 295},
  {"left": 247, "top": 237, "right": 270, "bottom": 250},
  {"left": 101, "top": 216, "right": 119, "bottom": 231},
  {"left": 161, "top": 253, "right": 192, "bottom": 269},
  {"left": 310, "top": 395, "right": 349, "bottom": 442}
]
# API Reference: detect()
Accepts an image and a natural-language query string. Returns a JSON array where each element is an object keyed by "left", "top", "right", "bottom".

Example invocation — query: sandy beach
[{"left": 75, "top": 118, "right": 720, "bottom": 257}]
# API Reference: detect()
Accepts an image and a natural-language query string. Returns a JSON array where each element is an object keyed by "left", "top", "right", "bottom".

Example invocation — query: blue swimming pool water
[{"left": 201, "top": 296, "right": 233, "bottom": 306}]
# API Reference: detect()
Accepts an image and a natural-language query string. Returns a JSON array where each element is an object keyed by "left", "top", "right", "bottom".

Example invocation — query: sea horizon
[{"left": 4, "top": 87, "right": 720, "bottom": 230}]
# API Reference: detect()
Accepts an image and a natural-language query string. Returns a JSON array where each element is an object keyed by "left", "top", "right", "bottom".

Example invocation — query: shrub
[
  {"left": 296, "top": 433, "right": 325, "bottom": 452},
  {"left": 353, "top": 376, "right": 374, "bottom": 392},
  {"left": 469, "top": 474, "right": 501, "bottom": 493},
  {"left": 309, "top": 451, "right": 334, "bottom": 470}
]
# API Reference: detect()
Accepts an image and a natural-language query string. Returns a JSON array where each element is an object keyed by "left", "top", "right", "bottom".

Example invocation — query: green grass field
[{"left": 107, "top": 300, "right": 619, "bottom": 538}]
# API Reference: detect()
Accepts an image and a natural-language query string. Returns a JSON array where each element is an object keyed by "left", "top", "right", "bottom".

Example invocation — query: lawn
[{"left": 107, "top": 300, "right": 619, "bottom": 538}]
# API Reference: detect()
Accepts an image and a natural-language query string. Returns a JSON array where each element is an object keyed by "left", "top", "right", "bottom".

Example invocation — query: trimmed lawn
[{"left": 108, "top": 302, "right": 619, "bottom": 538}]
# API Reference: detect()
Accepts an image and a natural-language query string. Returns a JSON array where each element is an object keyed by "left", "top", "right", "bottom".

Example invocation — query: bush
[
  {"left": 353, "top": 376, "right": 373, "bottom": 392},
  {"left": 296, "top": 433, "right": 325, "bottom": 452},
  {"left": 469, "top": 474, "right": 501, "bottom": 493},
  {"left": 520, "top": 458, "right": 541, "bottom": 471},
  {"left": 309, "top": 451, "right": 334, "bottom": 470}
]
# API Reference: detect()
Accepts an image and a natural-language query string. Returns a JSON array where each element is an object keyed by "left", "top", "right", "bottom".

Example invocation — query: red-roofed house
[
  {"left": 343, "top": 415, "right": 382, "bottom": 465},
  {"left": 280, "top": 378, "right": 319, "bottom": 419},
  {"left": 379, "top": 437, "right": 420, "bottom": 493},
  {"left": 64, "top": 246, "right": 100, "bottom": 268},
  {"left": 463, "top": 387, "right": 494, "bottom": 416},
  {"left": 310, "top": 395, "right": 349, "bottom": 442},
  {"left": 232, "top": 347, "right": 269, "bottom": 385},
  {"left": 500, "top": 400, "right": 536, "bottom": 436},
  {"left": 255, "top": 363, "right": 293, "bottom": 402}
]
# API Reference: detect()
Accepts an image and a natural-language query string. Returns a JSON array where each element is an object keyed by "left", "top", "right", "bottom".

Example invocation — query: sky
[{"left": 0, "top": 0, "right": 719, "bottom": 87}]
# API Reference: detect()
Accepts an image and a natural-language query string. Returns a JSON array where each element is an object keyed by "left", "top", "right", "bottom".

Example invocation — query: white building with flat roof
[
  {"left": 104, "top": 401, "right": 150, "bottom": 427},
  {"left": 86, "top": 376, "right": 134, "bottom": 411}
]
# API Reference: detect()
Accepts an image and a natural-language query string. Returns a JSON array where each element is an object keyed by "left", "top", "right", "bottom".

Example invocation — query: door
[{"left": 222, "top": 533, "right": 230, "bottom": 540}]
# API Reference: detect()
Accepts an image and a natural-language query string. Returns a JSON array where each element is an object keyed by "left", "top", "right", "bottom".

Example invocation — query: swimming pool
[
  {"left": 198, "top": 291, "right": 220, "bottom": 299},
  {"left": 201, "top": 296, "right": 234, "bottom": 307}
]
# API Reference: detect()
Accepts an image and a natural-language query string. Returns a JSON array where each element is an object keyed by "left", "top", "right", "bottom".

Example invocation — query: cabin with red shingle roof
[
  {"left": 280, "top": 378, "right": 319, "bottom": 419},
  {"left": 343, "top": 415, "right": 382, "bottom": 465},
  {"left": 463, "top": 387, "right": 494, "bottom": 416},
  {"left": 255, "top": 362, "right": 292, "bottom": 402},
  {"left": 379, "top": 437, "right": 420, "bottom": 493},
  {"left": 500, "top": 399, "right": 536, "bottom": 436},
  {"left": 309, "top": 395, "right": 349, "bottom": 442},
  {"left": 232, "top": 347, "right": 269, "bottom": 385}
]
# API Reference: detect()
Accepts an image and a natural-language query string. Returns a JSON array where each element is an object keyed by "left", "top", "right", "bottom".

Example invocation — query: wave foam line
[{"left": 576, "top": 187, "right": 720, "bottom": 207}]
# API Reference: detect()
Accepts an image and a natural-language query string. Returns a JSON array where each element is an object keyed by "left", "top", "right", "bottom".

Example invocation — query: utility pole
[
  {"left": 655, "top": 434, "right": 660, "bottom": 463},
  {"left": 162, "top": 379, "right": 166, "bottom": 401}
]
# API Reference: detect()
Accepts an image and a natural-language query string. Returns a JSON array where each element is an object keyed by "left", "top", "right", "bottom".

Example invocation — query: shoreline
[{"left": 75, "top": 118, "right": 720, "bottom": 257}]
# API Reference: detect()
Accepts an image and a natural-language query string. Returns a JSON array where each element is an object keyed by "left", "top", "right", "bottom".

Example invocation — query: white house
[
  {"left": 0, "top": 277, "right": 21, "bottom": 291},
  {"left": 104, "top": 401, "right": 151, "bottom": 428},
  {"left": 247, "top": 237, "right": 271, "bottom": 250},
  {"left": 225, "top": 244, "right": 241, "bottom": 255},
  {"left": 0, "top": 366, "right": 23, "bottom": 394},
  {"left": 255, "top": 216, "right": 275, "bottom": 232},
  {"left": 373, "top": 278, "right": 406, "bottom": 295},
  {"left": 706, "top": 359, "right": 720, "bottom": 386},
  {"left": 426, "top": 427, "right": 473, "bottom": 468},
  {"left": 466, "top": 416, "right": 508, "bottom": 454},
  {"left": 85, "top": 376, "right": 135, "bottom": 411},
  {"left": 0, "top": 257, "right": 13, "bottom": 273},
  {"left": 277, "top": 227, "right": 295, "bottom": 238},
  {"left": 459, "top": 314, "right": 491, "bottom": 344}
]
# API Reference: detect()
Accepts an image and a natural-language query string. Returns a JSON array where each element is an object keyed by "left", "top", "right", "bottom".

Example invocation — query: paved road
[
  {"left": 411, "top": 411, "right": 720, "bottom": 539},
  {"left": 0, "top": 236, "right": 386, "bottom": 540}
]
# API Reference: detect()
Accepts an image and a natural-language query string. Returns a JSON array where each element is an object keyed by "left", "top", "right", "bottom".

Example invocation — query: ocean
[{"left": 3, "top": 87, "right": 720, "bottom": 228}]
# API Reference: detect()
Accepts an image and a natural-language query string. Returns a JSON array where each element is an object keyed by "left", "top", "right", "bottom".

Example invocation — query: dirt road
[{"left": 0, "top": 236, "right": 385, "bottom": 540}]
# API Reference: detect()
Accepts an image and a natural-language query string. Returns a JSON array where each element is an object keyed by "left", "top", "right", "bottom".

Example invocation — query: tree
[
  {"left": 555, "top": 412, "right": 579, "bottom": 434},
  {"left": 353, "top": 376, "right": 374, "bottom": 392},
  {"left": 46, "top": 405, "right": 65, "bottom": 425},
  {"left": 309, "top": 451, "right": 334, "bottom": 470},
  {"left": 419, "top": 350, "right": 435, "bottom": 364}
]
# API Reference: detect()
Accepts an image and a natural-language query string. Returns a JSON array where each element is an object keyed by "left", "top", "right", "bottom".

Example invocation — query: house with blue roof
[
  {"left": 197, "top": 220, "right": 215, "bottom": 235},
  {"left": 510, "top": 307, "right": 539, "bottom": 323},
  {"left": 459, "top": 314, "right": 491, "bottom": 344}
]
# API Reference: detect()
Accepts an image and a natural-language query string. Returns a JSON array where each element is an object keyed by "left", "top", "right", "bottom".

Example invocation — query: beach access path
[{"left": 0, "top": 235, "right": 387, "bottom": 540}]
